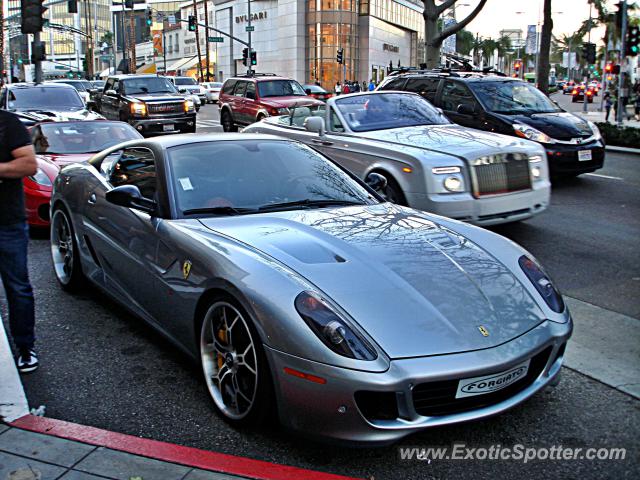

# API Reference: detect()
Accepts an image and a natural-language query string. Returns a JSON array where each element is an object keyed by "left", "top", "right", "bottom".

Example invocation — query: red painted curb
[{"left": 10, "top": 415, "right": 364, "bottom": 480}]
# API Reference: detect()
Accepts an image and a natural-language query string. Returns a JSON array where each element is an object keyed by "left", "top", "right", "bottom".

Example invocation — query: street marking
[{"left": 585, "top": 173, "right": 623, "bottom": 180}]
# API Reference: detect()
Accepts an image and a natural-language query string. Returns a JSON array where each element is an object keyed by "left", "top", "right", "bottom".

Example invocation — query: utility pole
[
  {"left": 247, "top": 0, "right": 252, "bottom": 76},
  {"left": 583, "top": 0, "right": 592, "bottom": 114},
  {"left": 617, "top": 0, "right": 627, "bottom": 125},
  {"left": 192, "top": 0, "right": 202, "bottom": 79},
  {"left": 128, "top": 7, "right": 136, "bottom": 74},
  {"left": 203, "top": 0, "right": 210, "bottom": 81},
  {"left": 0, "top": 0, "right": 5, "bottom": 85}
]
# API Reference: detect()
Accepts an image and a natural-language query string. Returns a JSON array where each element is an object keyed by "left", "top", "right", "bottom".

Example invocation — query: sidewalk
[
  {"left": 0, "top": 314, "right": 362, "bottom": 480},
  {"left": 573, "top": 106, "right": 640, "bottom": 128}
]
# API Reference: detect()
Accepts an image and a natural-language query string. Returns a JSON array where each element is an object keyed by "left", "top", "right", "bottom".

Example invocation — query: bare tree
[
  {"left": 423, "top": 0, "right": 488, "bottom": 68},
  {"left": 537, "top": 0, "right": 553, "bottom": 94}
]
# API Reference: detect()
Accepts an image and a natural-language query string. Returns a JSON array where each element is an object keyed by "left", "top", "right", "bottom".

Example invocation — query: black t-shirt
[{"left": 0, "top": 111, "right": 32, "bottom": 225}]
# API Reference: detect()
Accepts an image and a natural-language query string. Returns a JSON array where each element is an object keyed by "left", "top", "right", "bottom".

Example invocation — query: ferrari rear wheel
[
  {"left": 200, "top": 299, "right": 272, "bottom": 426},
  {"left": 50, "top": 207, "right": 84, "bottom": 291}
]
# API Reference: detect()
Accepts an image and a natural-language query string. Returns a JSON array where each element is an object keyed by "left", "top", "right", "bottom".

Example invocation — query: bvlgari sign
[
  {"left": 236, "top": 12, "right": 268, "bottom": 23},
  {"left": 383, "top": 43, "right": 399, "bottom": 53}
]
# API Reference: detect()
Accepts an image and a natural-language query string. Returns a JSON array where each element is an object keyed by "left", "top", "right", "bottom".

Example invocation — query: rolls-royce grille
[
  {"left": 148, "top": 102, "right": 184, "bottom": 115},
  {"left": 411, "top": 346, "right": 552, "bottom": 417},
  {"left": 471, "top": 154, "right": 532, "bottom": 197}
]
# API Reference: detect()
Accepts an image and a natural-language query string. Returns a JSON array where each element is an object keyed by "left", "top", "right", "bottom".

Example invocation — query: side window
[
  {"left": 378, "top": 77, "right": 406, "bottom": 91},
  {"left": 441, "top": 81, "right": 476, "bottom": 112},
  {"left": 245, "top": 82, "right": 256, "bottom": 100},
  {"left": 233, "top": 81, "right": 247, "bottom": 97},
  {"left": 109, "top": 147, "right": 157, "bottom": 200},
  {"left": 113, "top": 80, "right": 121, "bottom": 95},
  {"left": 330, "top": 108, "right": 345, "bottom": 132},
  {"left": 222, "top": 79, "right": 237, "bottom": 95},
  {"left": 405, "top": 78, "right": 440, "bottom": 102},
  {"left": 104, "top": 78, "right": 114, "bottom": 92}
]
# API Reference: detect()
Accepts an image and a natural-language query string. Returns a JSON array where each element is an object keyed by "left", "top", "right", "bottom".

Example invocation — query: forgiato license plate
[
  {"left": 578, "top": 150, "right": 592, "bottom": 161},
  {"left": 163, "top": 124, "right": 174, "bottom": 132},
  {"left": 455, "top": 359, "right": 530, "bottom": 398}
]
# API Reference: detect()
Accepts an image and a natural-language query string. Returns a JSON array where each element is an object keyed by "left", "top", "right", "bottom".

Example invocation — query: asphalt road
[{"left": 2, "top": 106, "right": 639, "bottom": 478}]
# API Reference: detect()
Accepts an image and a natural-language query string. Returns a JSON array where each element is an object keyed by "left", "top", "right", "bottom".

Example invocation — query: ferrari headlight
[
  {"left": 295, "top": 291, "right": 377, "bottom": 361},
  {"left": 587, "top": 121, "right": 602, "bottom": 140},
  {"left": 130, "top": 102, "right": 147, "bottom": 116},
  {"left": 28, "top": 168, "right": 52, "bottom": 187},
  {"left": 519, "top": 255, "right": 565, "bottom": 313},
  {"left": 513, "top": 123, "right": 554, "bottom": 144}
]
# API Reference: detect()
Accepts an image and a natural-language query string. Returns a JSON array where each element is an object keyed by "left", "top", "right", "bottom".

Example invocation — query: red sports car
[{"left": 25, "top": 120, "right": 142, "bottom": 227}]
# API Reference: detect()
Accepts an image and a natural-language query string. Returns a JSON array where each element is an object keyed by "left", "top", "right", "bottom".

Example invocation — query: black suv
[
  {"left": 378, "top": 70, "right": 605, "bottom": 177},
  {"left": 98, "top": 75, "right": 196, "bottom": 136}
]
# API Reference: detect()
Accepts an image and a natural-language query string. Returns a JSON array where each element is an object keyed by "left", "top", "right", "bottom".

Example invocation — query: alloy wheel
[{"left": 50, "top": 210, "right": 74, "bottom": 285}]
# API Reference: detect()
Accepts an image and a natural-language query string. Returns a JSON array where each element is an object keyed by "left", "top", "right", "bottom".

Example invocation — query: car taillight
[
  {"left": 587, "top": 91, "right": 593, "bottom": 96},
  {"left": 572, "top": 89, "right": 578, "bottom": 94}
]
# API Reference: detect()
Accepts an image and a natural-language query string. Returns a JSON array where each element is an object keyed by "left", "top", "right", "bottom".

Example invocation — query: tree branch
[
  {"left": 436, "top": 0, "right": 458, "bottom": 15},
  {"left": 433, "top": 0, "right": 488, "bottom": 46}
]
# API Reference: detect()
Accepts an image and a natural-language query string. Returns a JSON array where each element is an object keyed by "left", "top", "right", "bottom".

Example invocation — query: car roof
[
  {"left": 7, "top": 82, "right": 77, "bottom": 89},
  {"left": 225, "top": 75, "right": 290, "bottom": 82},
  {"left": 107, "top": 74, "right": 163, "bottom": 80},
  {"left": 392, "top": 72, "right": 520, "bottom": 83}
]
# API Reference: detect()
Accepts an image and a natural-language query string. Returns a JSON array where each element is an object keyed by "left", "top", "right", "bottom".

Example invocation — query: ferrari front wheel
[
  {"left": 200, "top": 299, "right": 272, "bottom": 426},
  {"left": 50, "top": 207, "right": 84, "bottom": 291}
]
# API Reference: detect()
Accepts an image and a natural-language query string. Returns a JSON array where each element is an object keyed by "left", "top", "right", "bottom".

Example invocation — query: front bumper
[
  {"left": 406, "top": 181, "right": 550, "bottom": 226},
  {"left": 266, "top": 318, "right": 571, "bottom": 445},
  {"left": 24, "top": 185, "right": 52, "bottom": 227},
  {"left": 545, "top": 141, "right": 605, "bottom": 176},
  {"left": 129, "top": 114, "right": 196, "bottom": 136}
]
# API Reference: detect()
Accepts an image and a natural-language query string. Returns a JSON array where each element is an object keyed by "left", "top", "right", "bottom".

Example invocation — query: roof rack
[
  {"left": 388, "top": 66, "right": 507, "bottom": 78},
  {"left": 233, "top": 72, "right": 278, "bottom": 78}
]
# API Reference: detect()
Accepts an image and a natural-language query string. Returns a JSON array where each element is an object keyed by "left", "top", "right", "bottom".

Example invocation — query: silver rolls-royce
[{"left": 243, "top": 91, "right": 551, "bottom": 226}]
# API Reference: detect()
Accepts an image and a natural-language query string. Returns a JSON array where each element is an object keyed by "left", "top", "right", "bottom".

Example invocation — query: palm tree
[
  {"left": 456, "top": 29, "right": 475, "bottom": 56},
  {"left": 538, "top": 0, "right": 553, "bottom": 94},
  {"left": 480, "top": 38, "right": 498, "bottom": 67},
  {"left": 496, "top": 35, "right": 512, "bottom": 72}
]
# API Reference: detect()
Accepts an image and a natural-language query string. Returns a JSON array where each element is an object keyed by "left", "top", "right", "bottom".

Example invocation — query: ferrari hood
[
  {"left": 357, "top": 124, "right": 535, "bottom": 160},
  {"left": 14, "top": 108, "right": 104, "bottom": 123},
  {"left": 199, "top": 204, "right": 545, "bottom": 358}
]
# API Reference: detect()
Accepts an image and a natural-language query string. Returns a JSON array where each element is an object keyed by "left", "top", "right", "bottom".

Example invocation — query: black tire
[
  {"left": 199, "top": 296, "right": 274, "bottom": 427},
  {"left": 572, "top": 97, "right": 577, "bottom": 103},
  {"left": 50, "top": 206, "right": 84, "bottom": 292},
  {"left": 221, "top": 110, "right": 238, "bottom": 132},
  {"left": 378, "top": 173, "right": 407, "bottom": 206},
  {"left": 256, "top": 114, "right": 266, "bottom": 123},
  {"left": 182, "top": 124, "right": 196, "bottom": 134}
]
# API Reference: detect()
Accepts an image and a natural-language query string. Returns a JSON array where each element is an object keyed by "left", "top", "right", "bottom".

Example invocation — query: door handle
[
  {"left": 311, "top": 138, "right": 333, "bottom": 146},
  {"left": 88, "top": 193, "right": 97, "bottom": 205}
]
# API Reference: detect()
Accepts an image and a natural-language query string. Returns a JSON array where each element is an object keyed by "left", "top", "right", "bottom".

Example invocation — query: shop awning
[
  {"left": 167, "top": 56, "right": 198, "bottom": 72},
  {"left": 136, "top": 62, "right": 157, "bottom": 74}
]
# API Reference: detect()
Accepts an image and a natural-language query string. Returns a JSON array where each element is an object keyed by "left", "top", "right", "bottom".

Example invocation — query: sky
[{"left": 453, "top": 0, "right": 618, "bottom": 44}]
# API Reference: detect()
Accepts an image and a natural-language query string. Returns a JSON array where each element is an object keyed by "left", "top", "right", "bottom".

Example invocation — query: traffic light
[
  {"left": 626, "top": 25, "right": 640, "bottom": 56},
  {"left": 146, "top": 8, "right": 153, "bottom": 26},
  {"left": 615, "top": 2, "right": 623, "bottom": 29},
  {"left": 250, "top": 50, "right": 257, "bottom": 66},
  {"left": 582, "top": 42, "right": 596, "bottom": 64},
  {"left": 21, "top": 0, "right": 48, "bottom": 35},
  {"left": 125, "top": 0, "right": 134, "bottom": 8},
  {"left": 514, "top": 59, "right": 521, "bottom": 72},
  {"left": 68, "top": 0, "right": 77, "bottom": 14},
  {"left": 242, "top": 47, "right": 249, "bottom": 66},
  {"left": 605, "top": 62, "right": 613, "bottom": 73},
  {"left": 336, "top": 48, "right": 343, "bottom": 64},
  {"left": 612, "top": 64, "right": 621, "bottom": 75},
  {"left": 188, "top": 15, "right": 197, "bottom": 32},
  {"left": 31, "top": 42, "right": 46, "bottom": 63}
]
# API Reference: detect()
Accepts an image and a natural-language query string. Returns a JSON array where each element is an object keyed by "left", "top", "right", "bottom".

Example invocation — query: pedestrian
[
  {"left": 634, "top": 94, "right": 640, "bottom": 122},
  {"left": 368, "top": 79, "right": 375, "bottom": 91},
  {"left": 334, "top": 81, "right": 341, "bottom": 96},
  {"left": 362, "top": 81, "right": 367, "bottom": 91},
  {"left": 0, "top": 110, "right": 39, "bottom": 373},
  {"left": 342, "top": 82, "right": 350, "bottom": 95},
  {"left": 604, "top": 92, "right": 613, "bottom": 122}
]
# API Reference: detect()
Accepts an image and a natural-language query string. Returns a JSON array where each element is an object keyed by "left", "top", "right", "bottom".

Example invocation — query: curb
[
  {"left": 10, "top": 415, "right": 364, "bottom": 480},
  {"left": 605, "top": 145, "right": 640, "bottom": 155},
  {"left": 0, "top": 314, "right": 30, "bottom": 423}
]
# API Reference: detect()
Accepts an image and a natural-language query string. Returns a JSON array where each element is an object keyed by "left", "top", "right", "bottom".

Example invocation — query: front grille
[
  {"left": 471, "top": 153, "right": 532, "bottom": 197},
  {"left": 412, "top": 346, "right": 552, "bottom": 417},
  {"left": 147, "top": 102, "right": 184, "bottom": 115}
]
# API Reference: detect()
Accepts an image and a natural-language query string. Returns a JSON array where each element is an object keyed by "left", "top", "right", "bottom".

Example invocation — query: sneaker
[{"left": 17, "top": 349, "right": 39, "bottom": 374}]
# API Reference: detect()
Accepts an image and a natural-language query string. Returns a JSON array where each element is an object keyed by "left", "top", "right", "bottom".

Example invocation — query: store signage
[
  {"left": 383, "top": 43, "right": 399, "bottom": 53},
  {"left": 235, "top": 12, "right": 268, "bottom": 23},
  {"left": 209, "top": 37, "right": 224, "bottom": 42}
]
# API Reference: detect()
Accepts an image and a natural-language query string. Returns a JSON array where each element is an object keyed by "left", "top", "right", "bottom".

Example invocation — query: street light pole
[
  {"left": 247, "top": 0, "right": 252, "bottom": 76},
  {"left": 583, "top": 0, "right": 592, "bottom": 114}
]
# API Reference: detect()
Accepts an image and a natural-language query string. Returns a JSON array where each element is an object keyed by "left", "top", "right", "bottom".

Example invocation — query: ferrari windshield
[
  {"left": 8, "top": 86, "right": 84, "bottom": 110},
  {"left": 335, "top": 93, "right": 450, "bottom": 132},
  {"left": 32, "top": 121, "right": 142, "bottom": 154},
  {"left": 168, "top": 140, "right": 377, "bottom": 215},
  {"left": 470, "top": 81, "right": 561, "bottom": 114}
]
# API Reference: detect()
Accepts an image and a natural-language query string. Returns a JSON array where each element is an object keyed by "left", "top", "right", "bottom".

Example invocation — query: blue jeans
[{"left": 0, "top": 222, "right": 35, "bottom": 350}]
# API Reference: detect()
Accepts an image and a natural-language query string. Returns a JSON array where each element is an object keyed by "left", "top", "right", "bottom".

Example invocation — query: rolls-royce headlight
[
  {"left": 513, "top": 123, "right": 554, "bottom": 144},
  {"left": 295, "top": 291, "right": 377, "bottom": 361},
  {"left": 432, "top": 166, "right": 465, "bottom": 194},
  {"left": 529, "top": 155, "right": 543, "bottom": 181},
  {"left": 519, "top": 255, "right": 565, "bottom": 313}
]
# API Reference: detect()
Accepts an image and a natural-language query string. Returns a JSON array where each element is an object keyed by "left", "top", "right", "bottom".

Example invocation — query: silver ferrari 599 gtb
[{"left": 50, "top": 134, "right": 571, "bottom": 444}]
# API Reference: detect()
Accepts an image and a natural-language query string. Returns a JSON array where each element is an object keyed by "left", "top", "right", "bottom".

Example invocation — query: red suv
[{"left": 218, "top": 75, "right": 323, "bottom": 132}]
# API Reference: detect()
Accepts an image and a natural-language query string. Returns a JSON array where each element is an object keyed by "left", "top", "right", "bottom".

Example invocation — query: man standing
[{"left": 0, "top": 110, "right": 38, "bottom": 373}]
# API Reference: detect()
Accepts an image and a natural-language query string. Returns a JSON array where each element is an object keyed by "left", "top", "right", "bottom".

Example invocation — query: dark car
[
  {"left": 218, "top": 74, "right": 323, "bottom": 132},
  {"left": 571, "top": 83, "right": 595, "bottom": 103},
  {"left": 0, "top": 82, "right": 104, "bottom": 126},
  {"left": 98, "top": 74, "right": 196, "bottom": 136},
  {"left": 562, "top": 81, "right": 576, "bottom": 95},
  {"left": 378, "top": 70, "right": 604, "bottom": 178},
  {"left": 302, "top": 84, "right": 334, "bottom": 102}
]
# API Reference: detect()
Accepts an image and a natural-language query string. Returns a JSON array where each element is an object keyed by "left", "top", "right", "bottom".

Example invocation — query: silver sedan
[
  {"left": 50, "top": 134, "right": 571, "bottom": 444},
  {"left": 244, "top": 91, "right": 551, "bottom": 226}
]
